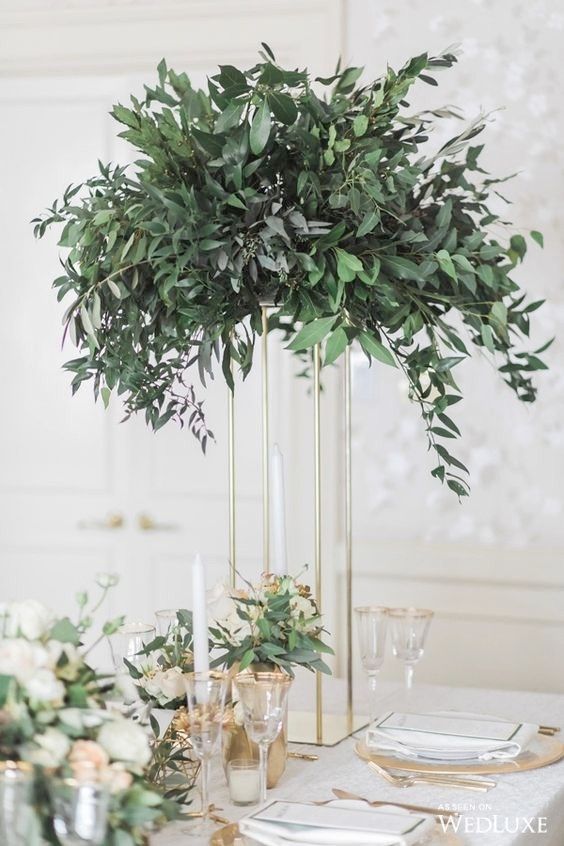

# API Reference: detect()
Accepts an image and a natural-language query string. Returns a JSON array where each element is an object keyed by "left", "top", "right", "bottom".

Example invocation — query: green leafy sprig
[{"left": 33, "top": 45, "right": 549, "bottom": 494}]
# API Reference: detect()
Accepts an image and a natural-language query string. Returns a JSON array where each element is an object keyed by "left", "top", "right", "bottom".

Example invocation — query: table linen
[{"left": 152, "top": 681, "right": 564, "bottom": 846}]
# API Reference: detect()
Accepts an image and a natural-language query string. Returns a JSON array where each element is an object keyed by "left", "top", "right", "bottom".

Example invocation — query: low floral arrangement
[
  {"left": 127, "top": 610, "right": 193, "bottom": 711},
  {"left": 0, "top": 578, "right": 178, "bottom": 845},
  {"left": 208, "top": 572, "right": 333, "bottom": 675}
]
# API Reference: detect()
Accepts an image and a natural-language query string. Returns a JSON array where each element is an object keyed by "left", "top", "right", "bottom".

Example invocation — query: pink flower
[{"left": 69, "top": 740, "right": 109, "bottom": 769}]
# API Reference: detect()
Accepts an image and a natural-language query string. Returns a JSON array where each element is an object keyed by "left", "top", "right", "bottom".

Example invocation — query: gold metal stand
[
  {"left": 261, "top": 306, "right": 270, "bottom": 573},
  {"left": 227, "top": 319, "right": 367, "bottom": 745}
]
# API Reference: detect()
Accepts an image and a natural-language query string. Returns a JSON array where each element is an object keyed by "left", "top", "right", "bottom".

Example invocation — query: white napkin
[
  {"left": 238, "top": 800, "right": 435, "bottom": 846},
  {"left": 366, "top": 711, "right": 539, "bottom": 762}
]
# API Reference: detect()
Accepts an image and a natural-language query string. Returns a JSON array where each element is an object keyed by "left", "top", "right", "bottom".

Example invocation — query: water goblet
[
  {"left": 183, "top": 671, "right": 228, "bottom": 837},
  {"left": 234, "top": 671, "right": 292, "bottom": 804},
  {"left": 111, "top": 622, "right": 155, "bottom": 705},
  {"left": 354, "top": 606, "right": 388, "bottom": 722},
  {"left": 50, "top": 779, "right": 109, "bottom": 846},
  {"left": 155, "top": 609, "right": 178, "bottom": 638},
  {"left": 388, "top": 607, "right": 434, "bottom": 693},
  {"left": 0, "top": 761, "right": 34, "bottom": 845}
]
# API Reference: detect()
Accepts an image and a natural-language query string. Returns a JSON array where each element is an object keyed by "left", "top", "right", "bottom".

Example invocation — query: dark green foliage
[{"left": 33, "top": 46, "right": 549, "bottom": 494}]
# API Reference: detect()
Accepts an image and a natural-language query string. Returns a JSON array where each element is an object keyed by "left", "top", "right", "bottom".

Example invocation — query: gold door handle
[
  {"left": 138, "top": 513, "right": 179, "bottom": 532},
  {"left": 78, "top": 512, "right": 124, "bottom": 530}
]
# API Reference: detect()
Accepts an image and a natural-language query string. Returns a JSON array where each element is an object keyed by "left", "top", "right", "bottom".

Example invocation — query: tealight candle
[{"left": 227, "top": 759, "right": 261, "bottom": 806}]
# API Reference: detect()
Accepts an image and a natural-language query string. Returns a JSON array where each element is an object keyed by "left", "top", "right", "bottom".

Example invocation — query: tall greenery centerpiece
[{"left": 34, "top": 46, "right": 549, "bottom": 495}]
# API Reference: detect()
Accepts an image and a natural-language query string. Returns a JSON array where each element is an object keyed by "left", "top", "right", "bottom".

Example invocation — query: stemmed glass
[
  {"left": 0, "top": 761, "right": 34, "bottom": 845},
  {"left": 111, "top": 622, "right": 156, "bottom": 706},
  {"left": 354, "top": 606, "right": 388, "bottom": 722},
  {"left": 183, "top": 671, "right": 228, "bottom": 837},
  {"left": 155, "top": 609, "right": 178, "bottom": 638},
  {"left": 388, "top": 607, "right": 434, "bottom": 692},
  {"left": 234, "top": 671, "right": 292, "bottom": 804},
  {"left": 50, "top": 779, "right": 110, "bottom": 845}
]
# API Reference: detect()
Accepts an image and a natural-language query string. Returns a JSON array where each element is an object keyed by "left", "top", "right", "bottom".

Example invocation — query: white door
[{"left": 0, "top": 2, "right": 345, "bottom": 631}]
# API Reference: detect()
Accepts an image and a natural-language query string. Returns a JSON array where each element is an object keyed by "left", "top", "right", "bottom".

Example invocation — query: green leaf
[
  {"left": 380, "top": 255, "right": 426, "bottom": 283},
  {"left": 356, "top": 211, "right": 379, "bottom": 238},
  {"left": 250, "top": 99, "right": 271, "bottom": 155},
  {"left": 436, "top": 249, "right": 457, "bottom": 281},
  {"left": 447, "top": 479, "right": 469, "bottom": 498},
  {"left": 192, "top": 127, "right": 225, "bottom": 157},
  {"left": 287, "top": 317, "right": 336, "bottom": 351},
  {"left": 530, "top": 230, "right": 544, "bottom": 248},
  {"left": 269, "top": 92, "right": 297, "bottom": 125},
  {"left": 50, "top": 618, "right": 80, "bottom": 645},
  {"left": 215, "top": 101, "right": 244, "bottom": 133},
  {"left": 353, "top": 114, "right": 369, "bottom": 137},
  {"left": 358, "top": 331, "right": 396, "bottom": 367},
  {"left": 324, "top": 327, "right": 348, "bottom": 366},
  {"left": 335, "top": 248, "right": 363, "bottom": 282},
  {"left": 481, "top": 323, "right": 495, "bottom": 353},
  {"left": 101, "top": 386, "right": 111, "bottom": 408}
]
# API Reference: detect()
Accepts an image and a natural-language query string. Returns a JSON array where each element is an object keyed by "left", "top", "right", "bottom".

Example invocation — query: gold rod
[
  {"left": 261, "top": 306, "right": 270, "bottom": 572},
  {"left": 344, "top": 346, "right": 353, "bottom": 734},
  {"left": 228, "top": 367, "right": 236, "bottom": 588},
  {"left": 313, "top": 342, "right": 323, "bottom": 744}
]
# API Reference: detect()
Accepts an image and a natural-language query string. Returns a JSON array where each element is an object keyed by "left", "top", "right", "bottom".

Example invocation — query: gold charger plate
[
  {"left": 355, "top": 732, "right": 564, "bottom": 775},
  {"left": 210, "top": 820, "right": 463, "bottom": 845}
]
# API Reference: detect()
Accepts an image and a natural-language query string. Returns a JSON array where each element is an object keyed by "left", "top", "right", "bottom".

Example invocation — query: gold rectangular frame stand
[{"left": 228, "top": 306, "right": 357, "bottom": 746}]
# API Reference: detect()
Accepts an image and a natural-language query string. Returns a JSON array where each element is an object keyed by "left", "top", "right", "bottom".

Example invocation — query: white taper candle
[
  {"left": 191, "top": 553, "right": 210, "bottom": 673},
  {"left": 270, "top": 443, "right": 288, "bottom": 575}
]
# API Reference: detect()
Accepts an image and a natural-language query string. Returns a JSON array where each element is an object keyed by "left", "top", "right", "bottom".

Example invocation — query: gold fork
[{"left": 368, "top": 760, "right": 496, "bottom": 792}]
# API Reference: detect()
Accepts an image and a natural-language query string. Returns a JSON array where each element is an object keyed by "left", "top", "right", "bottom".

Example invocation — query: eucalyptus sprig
[{"left": 34, "top": 45, "right": 549, "bottom": 494}]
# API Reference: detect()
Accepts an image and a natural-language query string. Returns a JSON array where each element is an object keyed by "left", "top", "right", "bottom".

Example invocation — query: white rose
[
  {"left": 98, "top": 718, "right": 151, "bottom": 768},
  {"left": 157, "top": 667, "right": 185, "bottom": 702},
  {"left": 290, "top": 595, "right": 318, "bottom": 631},
  {"left": 21, "top": 727, "right": 71, "bottom": 768},
  {"left": 25, "top": 669, "right": 65, "bottom": 706},
  {"left": 0, "top": 639, "right": 49, "bottom": 683},
  {"left": 6, "top": 600, "right": 53, "bottom": 640}
]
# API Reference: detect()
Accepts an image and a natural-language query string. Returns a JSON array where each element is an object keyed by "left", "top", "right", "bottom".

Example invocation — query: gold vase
[{"left": 223, "top": 663, "right": 288, "bottom": 788}]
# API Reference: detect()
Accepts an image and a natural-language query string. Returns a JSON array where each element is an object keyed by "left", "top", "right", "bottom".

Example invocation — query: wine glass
[
  {"left": 234, "top": 671, "right": 292, "bottom": 804},
  {"left": 354, "top": 606, "right": 388, "bottom": 722},
  {"left": 50, "top": 779, "right": 109, "bottom": 845},
  {"left": 388, "top": 607, "right": 434, "bottom": 693},
  {"left": 0, "top": 761, "right": 34, "bottom": 845},
  {"left": 183, "top": 671, "right": 228, "bottom": 837},
  {"left": 111, "top": 622, "right": 155, "bottom": 706},
  {"left": 155, "top": 609, "right": 178, "bottom": 638}
]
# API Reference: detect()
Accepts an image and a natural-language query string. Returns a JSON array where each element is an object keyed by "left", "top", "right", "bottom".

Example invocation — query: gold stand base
[{"left": 288, "top": 710, "right": 369, "bottom": 747}]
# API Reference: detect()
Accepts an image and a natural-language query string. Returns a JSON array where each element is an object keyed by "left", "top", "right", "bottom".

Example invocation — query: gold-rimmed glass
[
  {"left": 234, "top": 671, "right": 292, "bottom": 803},
  {"left": 155, "top": 609, "right": 178, "bottom": 638},
  {"left": 388, "top": 607, "right": 434, "bottom": 691},
  {"left": 354, "top": 606, "right": 388, "bottom": 722},
  {"left": 183, "top": 671, "right": 228, "bottom": 837},
  {"left": 0, "top": 761, "right": 34, "bottom": 846},
  {"left": 111, "top": 622, "right": 155, "bottom": 705}
]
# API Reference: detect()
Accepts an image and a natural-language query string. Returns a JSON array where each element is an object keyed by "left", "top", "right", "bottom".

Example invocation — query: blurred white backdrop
[{"left": 0, "top": 0, "right": 562, "bottom": 692}]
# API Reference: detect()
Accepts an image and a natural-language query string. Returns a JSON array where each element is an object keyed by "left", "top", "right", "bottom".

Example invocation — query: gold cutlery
[
  {"left": 539, "top": 725, "right": 560, "bottom": 736},
  {"left": 332, "top": 788, "right": 459, "bottom": 820},
  {"left": 368, "top": 760, "right": 496, "bottom": 792},
  {"left": 288, "top": 751, "right": 319, "bottom": 761}
]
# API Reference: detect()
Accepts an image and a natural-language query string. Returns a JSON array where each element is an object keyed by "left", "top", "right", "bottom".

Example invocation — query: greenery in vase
[
  {"left": 126, "top": 610, "right": 194, "bottom": 711},
  {"left": 208, "top": 574, "right": 334, "bottom": 675},
  {"left": 33, "top": 45, "right": 549, "bottom": 495},
  {"left": 0, "top": 578, "right": 179, "bottom": 845}
]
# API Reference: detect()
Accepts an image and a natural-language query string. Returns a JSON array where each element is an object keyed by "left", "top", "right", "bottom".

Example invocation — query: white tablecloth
[{"left": 152, "top": 681, "right": 564, "bottom": 846}]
